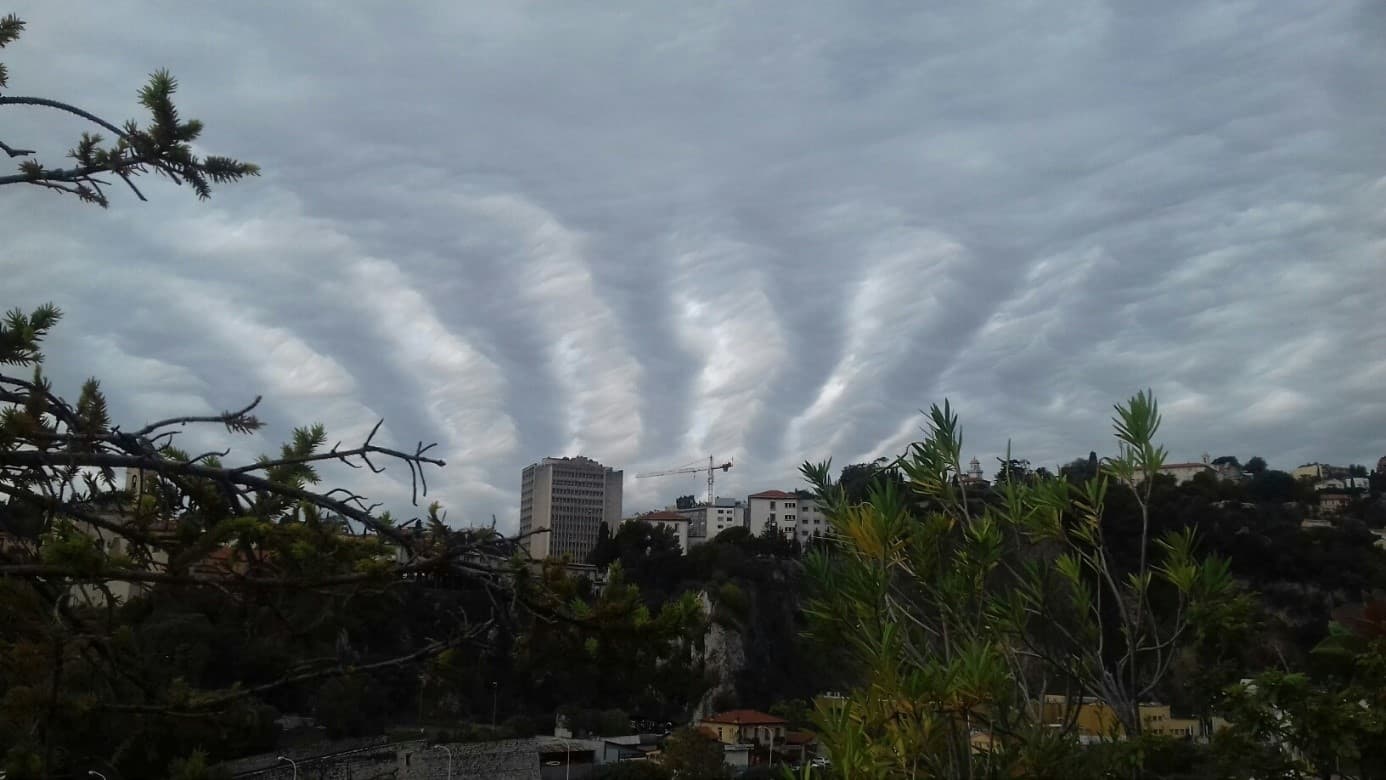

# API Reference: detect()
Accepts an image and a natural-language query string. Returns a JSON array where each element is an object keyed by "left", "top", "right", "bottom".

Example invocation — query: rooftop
[
  {"left": 640, "top": 510, "right": 689, "bottom": 522},
  {"left": 702, "top": 709, "right": 787, "bottom": 726},
  {"left": 748, "top": 490, "right": 796, "bottom": 499}
]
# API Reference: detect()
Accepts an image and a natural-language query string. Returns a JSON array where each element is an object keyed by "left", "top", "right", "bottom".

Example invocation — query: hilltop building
[
  {"left": 1158, "top": 461, "right": 1215, "bottom": 485},
  {"left": 519, "top": 456, "right": 623, "bottom": 562}
]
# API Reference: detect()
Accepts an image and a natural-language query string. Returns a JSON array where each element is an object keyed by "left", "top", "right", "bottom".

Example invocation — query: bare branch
[
  {"left": 0, "top": 95, "right": 129, "bottom": 138},
  {"left": 0, "top": 138, "right": 35, "bottom": 156}
]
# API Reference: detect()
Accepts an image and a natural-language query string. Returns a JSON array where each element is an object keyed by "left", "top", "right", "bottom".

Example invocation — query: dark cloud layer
[{"left": 5, "top": 1, "right": 1385, "bottom": 526}]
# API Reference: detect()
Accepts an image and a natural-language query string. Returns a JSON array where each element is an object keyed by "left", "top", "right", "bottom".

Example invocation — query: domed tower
[{"left": 966, "top": 457, "right": 983, "bottom": 482}]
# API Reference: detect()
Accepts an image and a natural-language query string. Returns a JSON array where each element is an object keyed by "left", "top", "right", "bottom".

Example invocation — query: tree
[
  {"left": 0, "top": 307, "right": 520, "bottom": 777},
  {"left": 1248, "top": 470, "right": 1299, "bottom": 503},
  {"left": 1245, "top": 456, "right": 1268, "bottom": 475},
  {"left": 1060, "top": 451, "right": 1100, "bottom": 485},
  {"left": 711, "top": 526, "right": 753, "bottom": 546},
  {"left": 800, "top": 392, "right": 1236, "bottom": 777},
  {"left": 992, "top": 456, "right": 1032, "bottom": 485},
  {"left": 837, "top": 459, "right": 904, "bottom": 506},
  {"left": 590, "top": 520, "right": 687, "bottom": 599},
  {"left": 676, "top": 495, "right": 698, "bottom": 510},
  {"left": 513, "top": 563, "right": 705, "bottom": 721},
  {"left": 1214, "top": 599, "right": 1386, "bottom": 778},
  {"left": 659, "top": 727, "right": 731, "bottom": 780},
  {"left": 1211, "top": 455, "right": 1241, "bottom": 469},
  {"left": 0, "top": 15, "right": 256, "bottom": 206}
]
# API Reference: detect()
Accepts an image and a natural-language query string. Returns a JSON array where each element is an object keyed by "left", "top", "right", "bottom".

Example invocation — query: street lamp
[
  {"left": 431, "top": 744, "right": 453, "bottom": 780},
  {"left": 490, "top": 680, "right": 499, "bottom": 726},
  {"left": 276, "top": 755, "right": 298, "bottom": 779}
]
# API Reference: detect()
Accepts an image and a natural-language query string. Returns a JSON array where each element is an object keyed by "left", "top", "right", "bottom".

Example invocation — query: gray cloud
[{"left": 4, "top": 0, "right": 1385, "bottom": 527}]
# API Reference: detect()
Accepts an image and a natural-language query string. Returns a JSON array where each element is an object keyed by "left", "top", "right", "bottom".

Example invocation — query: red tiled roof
[
  {"left": 784, "top": 731, "right": 817, "bottom": 745},
  {"left": 702, "top": 709, "right": 787, "bottom": 726},
  {"left": 748, "top": 490, "right": 795, "bottom": 499},
  {"left": 641, "top": 510, "right": 689, "bottom": 522}
]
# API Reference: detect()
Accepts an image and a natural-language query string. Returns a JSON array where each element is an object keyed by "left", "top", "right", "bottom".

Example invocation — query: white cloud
[{"left": 5, "top": 0, "right": 1385, "bottom": 525}]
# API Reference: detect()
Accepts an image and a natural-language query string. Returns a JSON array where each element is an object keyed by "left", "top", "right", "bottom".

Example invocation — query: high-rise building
[{"left": 519, "top": 456, "right": 623, "bottom": 561}]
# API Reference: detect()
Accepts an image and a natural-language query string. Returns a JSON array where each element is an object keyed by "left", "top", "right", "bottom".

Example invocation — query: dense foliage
[{"left": 797, "top": 395, "right": 1386, "bottom": 778}]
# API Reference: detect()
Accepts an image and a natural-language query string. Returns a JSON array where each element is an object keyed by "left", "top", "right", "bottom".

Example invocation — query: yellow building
[
  {"left": 1139, "top": 704, "right": 1202, "bottom": 739},
  {"left": 1039, "top": 696, "right": 1202, "bottom": 742},
  {"left": 699, "top": 710, "right": 788, "bottom": 746}
]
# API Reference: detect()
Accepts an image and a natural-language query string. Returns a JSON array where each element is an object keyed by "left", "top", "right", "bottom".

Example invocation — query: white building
[
  {"left": 1316, "top": 477, "right": 1371, "bottom": 492},
  {"left": 519, "top": 456, "right": 623, "bottom": 562},
  {"left": 790, "top": 497, "right": 830, "bottom": 544},
  {"left": 635, "top": 510, "right": 690, "bottom": 552},
  {"left": 1158, "top": 461, "right": 1215, "bottom": 485},
  {"left": 679, "top": 497, "right": 746, "bottom": 546},
  {"left": 747, "top": 489, "right": 832, "bottom": 543},
  {"left": 747, "top": 490, "right": 798, "bottom": 538}
]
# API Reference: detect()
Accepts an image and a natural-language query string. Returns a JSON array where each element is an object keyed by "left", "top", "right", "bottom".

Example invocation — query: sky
[{"left": 4, "top": 2, "right": 1385, "bottom": 530}]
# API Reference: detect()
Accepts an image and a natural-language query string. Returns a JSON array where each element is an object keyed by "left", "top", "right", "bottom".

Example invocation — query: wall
[{"left": 221, "top": 738, "right": 551, "bottom": 779}]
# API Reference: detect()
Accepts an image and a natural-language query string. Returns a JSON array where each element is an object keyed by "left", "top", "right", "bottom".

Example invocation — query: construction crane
[{"left": 635, "top": 456, "right": 733, "bottom": 506}]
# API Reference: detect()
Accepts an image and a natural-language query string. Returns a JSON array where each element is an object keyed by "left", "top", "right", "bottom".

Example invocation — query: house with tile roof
[{"left": 699, "top": 709, "right": 788, "bottom": 747}]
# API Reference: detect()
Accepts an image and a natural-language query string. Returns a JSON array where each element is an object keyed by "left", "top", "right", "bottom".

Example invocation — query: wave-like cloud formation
[{"left": 5, "top": 1, "right": 1385, "bottom": 527}]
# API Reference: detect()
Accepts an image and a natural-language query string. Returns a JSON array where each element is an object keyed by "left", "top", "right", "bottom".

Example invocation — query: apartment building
[
  {"left": 679, "top": 497, "right": 746, "bottom": 546},
  {"left": 519, "top": 456, "right": 623, "bottom": 561},
  {"left": 747, "top": 490, "right": 797, "bottom": 538},
  {"left": 745, "top": 489, "right": 834, "bottom": 544}
]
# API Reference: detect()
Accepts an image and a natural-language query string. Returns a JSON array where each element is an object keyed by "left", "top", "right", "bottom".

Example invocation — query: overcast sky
[{"left": 5, "top": 2, "right": 1385, "bottom": 529}]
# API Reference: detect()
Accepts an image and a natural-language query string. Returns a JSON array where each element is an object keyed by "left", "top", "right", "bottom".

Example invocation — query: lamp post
[
  {"left": 490, "top": 680, "right": 499, "bottom": 726},
  {"left": 276, "top": 755, "right": 298, "bottom": 779},
  {"left": 431, "top": 744, "right": 453, "bottom": 780}
]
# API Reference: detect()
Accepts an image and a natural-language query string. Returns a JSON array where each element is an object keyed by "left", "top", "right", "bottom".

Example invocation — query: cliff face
[
  {"left": 688, "top": 558, "right": 835, "bottom": 718},
  {"left": 692, "top": 590, "right": 748, "bottom": 722}
]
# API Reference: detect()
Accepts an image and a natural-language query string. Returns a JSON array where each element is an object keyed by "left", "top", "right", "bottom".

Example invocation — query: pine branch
[
  {"left": 130, "top": 395, "right": 264, "bottom": 437},
  {"left": 0, "top": 95, "right": 129, "bottom": 137},
  {"left": 0, "top": 449, "right": 416, "bottom": 548}
]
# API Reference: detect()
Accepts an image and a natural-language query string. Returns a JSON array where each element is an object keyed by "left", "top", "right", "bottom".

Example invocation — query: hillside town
[
  {"left": 517, "top": 453, "right": 1386, "bottom": 566},
  {"left": 6, "top": 446, "right": 1385, "bottom": 777}
]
